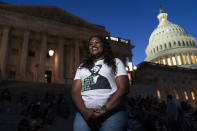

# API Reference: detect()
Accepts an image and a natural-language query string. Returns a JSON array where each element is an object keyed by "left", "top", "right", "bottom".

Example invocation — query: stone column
[
  {"left": 180, "top": 53, "right": 185, "bottom": 65},
  {"left": 55, "top": 38, "right": 64, "bottom": 83},
  {"left": 163, "top": 56, "right": 167, "bottom": 65},
  {"left": 74, "top": 41, "right": 80, "bottom": 70},
  {"left": 67, "top": 43, "right": 74, "bottom": 78},
  {"left": 19, "top": 30, "right": 29, "bottom": 80},
  {"left": 170, "top": 56, "right": 173, "bottom": 66},
  {"left": 0, "top": 27, "right": 10, "bottom": 77},
  {"left": 159, "top": 58, "right": 162, "bottom": 64},
  {"left": 187, "top": 53, "right": 192, "bottom": 64},
  {"left": 191, "top": 53, "right": 196, "bottom": 64},
  {"left": 175, "top": 54, "right": 179, "bottom": 65},
  {"left": 38, "top": 34, "right": 47, "bottom": 82}
]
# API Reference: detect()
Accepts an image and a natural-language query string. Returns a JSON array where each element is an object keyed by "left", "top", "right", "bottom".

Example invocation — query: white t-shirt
[{"left": 74, "top": 58, "right": 127, "bottom": 109}]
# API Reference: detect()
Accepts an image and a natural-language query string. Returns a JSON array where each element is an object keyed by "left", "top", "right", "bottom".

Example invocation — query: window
[
  {"left": 160, "top": 45, "right": 162, "bottom": 50},
  {"left": 157, "top": 90, "right": 161, "bottom": 99},
  {"left": 183, "top": 41, "right": 185, "bottom": 46},
  {"left": 184, "top": 91, "right": 189, "bottom": 100},
  {"left": 190, "top": 40, "right": 193, "bottom": 46},
  {"left": 173, "top": 41, "right": 176, "bottom": 46},
  {"left": 169, "top": 42, "right": 171, "bottom": 48},
  {"left": 28, "top": 50, "right": 35, "bottom": 57},
  {"left": 164, "top": 43, "right": 167, "bottom": 49},
  {"left": 8, "top": 71, "right": 16, "bottom": 79},
  {"left": 11, "top": 48, "right": 19, "bottom": 55},
  {"left": 178, "top": 41, "right": 181, "bottom": 46},
  {"left": 174, "top": 90, "right": 179, "bottom": 100},
  {"left": 186, "top": 41, "right": 189, "bottom": 46},
  {"left": 191, "top": 91, "right": 196, "bottom": 100}
]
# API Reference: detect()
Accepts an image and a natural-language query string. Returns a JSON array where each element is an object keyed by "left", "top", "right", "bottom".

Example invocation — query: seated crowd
[
  {"left": 0, "top": 88, "right": 70, "bottom": 131},
  {"left": 127, "top": 95, "right": 197, "bottom": 131},
  {"left": 1, "top": 87, "right": 197, "bottom": 131}
]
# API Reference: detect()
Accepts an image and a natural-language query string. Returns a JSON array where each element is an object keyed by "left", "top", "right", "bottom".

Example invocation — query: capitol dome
[{"left": 145, "top": 7, "right": 197, "bottom": 69}]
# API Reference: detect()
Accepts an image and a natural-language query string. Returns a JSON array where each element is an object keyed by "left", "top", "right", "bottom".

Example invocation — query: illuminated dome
[{"left": 145, "top": 7, "right": 197, "bottom": 69}]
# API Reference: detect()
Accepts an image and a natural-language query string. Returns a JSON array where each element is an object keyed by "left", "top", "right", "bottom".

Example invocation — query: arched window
[
  {"left": 182, "top": 41, "right": 185, "bottom": 46},
  {"left": 178, "top": 41, "right": 181, "bottom": 46},
  {"left": 160, "top": 45, "right": 162, "bottom": 50},
  {"left": 186, "top": 41, "right": 189, "bottom": 46},
  {"left": 173, "top": 41, "right": 176, "bottom": 46},
  {"left": 169, "top": 42, "right": 172, "bottom": 48},
  {"left": 164, "top": 43, "right": 167, "bottom": 49},
  {"left": 190, "top": 40, "right": 192, "bottom": 45},
  {"left": 157, "top": 46, "right": 159, "bottom": 51}
]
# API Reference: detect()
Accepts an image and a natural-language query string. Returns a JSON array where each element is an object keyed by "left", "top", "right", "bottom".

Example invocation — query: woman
[{"left": 72, "top": 35, "right": 129, "bottom": 131}]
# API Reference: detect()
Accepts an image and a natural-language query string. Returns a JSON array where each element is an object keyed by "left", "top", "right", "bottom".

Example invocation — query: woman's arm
[
  {"left": 71, "top": 79, "right": 96, "bottom": 121},
  {"left": 94, "top": 75, "right": 129, "bottom": 117},
  {"left": 105, "top": 75, "right": 129, "bottom": 111}
]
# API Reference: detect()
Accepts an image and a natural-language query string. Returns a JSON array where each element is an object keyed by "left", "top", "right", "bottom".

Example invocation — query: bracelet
[{"left": 101, "top": 105, "right": 108, "bottom": 112}]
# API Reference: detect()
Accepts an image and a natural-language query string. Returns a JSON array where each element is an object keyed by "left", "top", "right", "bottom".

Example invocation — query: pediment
[{"left": 0, "top": 3, "right": 105, "bottom": 31}]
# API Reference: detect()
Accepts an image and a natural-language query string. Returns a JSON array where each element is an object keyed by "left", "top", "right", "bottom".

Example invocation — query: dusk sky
[{"left": 1, "top": 0, "right": 197, "bottom": 65}]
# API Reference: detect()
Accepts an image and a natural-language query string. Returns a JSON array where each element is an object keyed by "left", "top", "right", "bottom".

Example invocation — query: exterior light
[
  {"left": 126, "top": 67, "right": 128, "bottom": 71},
  {"left": 110, "top": 36, "right": 119, "bottom": 41},
  {"left": 44, "top": 74, "right": 48, "bottom": 78},
  {"left": 133, "top": 66, "right": 137, "bottom": 70},
  {"left": 128, "top": 62, "right": 133, "bottom": 69},
  {"left": 126, "top": 61, "right": 136, "bottom": 85},
  {"left": 49, "top": 50, "right": 55, "bottom": 56}
]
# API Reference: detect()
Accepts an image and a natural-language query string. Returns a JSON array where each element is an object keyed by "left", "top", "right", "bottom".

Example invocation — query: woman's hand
[
  {"left": 81, "top": 108, "right": 97, "bottom": 122},
  {"left": 93, "top": 108, "right": 106, "bottom": 118}
]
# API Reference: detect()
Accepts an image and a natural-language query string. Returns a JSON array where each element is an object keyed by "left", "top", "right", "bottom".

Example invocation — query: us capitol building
[
  {"left": 145, "top": 7, "right": 197, "bottom": 68},
  {"left": 133, "top": 7, "right": 197, "bottom": 107}
]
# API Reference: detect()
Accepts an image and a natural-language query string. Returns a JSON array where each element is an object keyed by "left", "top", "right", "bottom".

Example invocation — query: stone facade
[
  {"left": 132, "top": 62, "right": 197, "bottom": 108},
  {"left": 0, "top": 3, "right": 134, "bottom": 84}
]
